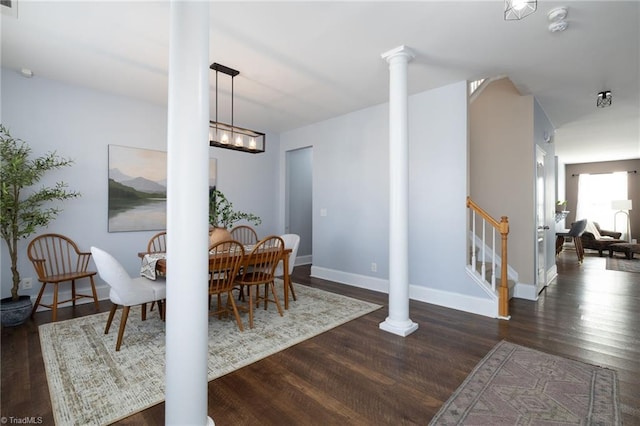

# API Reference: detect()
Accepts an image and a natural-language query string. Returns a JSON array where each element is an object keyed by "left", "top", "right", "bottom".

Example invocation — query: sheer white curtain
[{"left": 575, "top": 172, "right": 627, "bottom": 232}]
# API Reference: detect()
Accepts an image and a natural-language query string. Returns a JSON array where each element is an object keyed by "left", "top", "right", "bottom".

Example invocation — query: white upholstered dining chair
[
  {"left": 274, "top": 233, "right": 300, "bottom": 303},
  {"left": 91, "top": 246, "right": 167, "bottom": 351}
]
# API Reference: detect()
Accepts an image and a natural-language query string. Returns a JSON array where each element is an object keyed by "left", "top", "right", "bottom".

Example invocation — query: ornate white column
[
  {"left": 379, "top": 45, "right": 419, "bottom": 337},
  {"left": 165, "top": 1, "right": 214, "bottom": 425}
]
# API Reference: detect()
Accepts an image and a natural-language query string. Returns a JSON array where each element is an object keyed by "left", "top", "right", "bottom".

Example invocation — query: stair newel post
[{"left": 499, "top": 216, "right": 510, "bottom": 318}]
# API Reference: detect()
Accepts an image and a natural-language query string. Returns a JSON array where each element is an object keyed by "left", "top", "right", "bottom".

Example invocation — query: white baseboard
[
  {"left": 513, "top": 281, "right": 537, "bottom": 300},
  {"left": 546, "top": 264, "right": 558, "bottom": 285},
  {"left": 311, "top": 266, "right": 500, "bottom": 319}
]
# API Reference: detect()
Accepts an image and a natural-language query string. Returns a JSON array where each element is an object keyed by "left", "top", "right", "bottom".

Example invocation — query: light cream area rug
[{"left": 39, "top": 283, "right": 381, "bottom": 426}]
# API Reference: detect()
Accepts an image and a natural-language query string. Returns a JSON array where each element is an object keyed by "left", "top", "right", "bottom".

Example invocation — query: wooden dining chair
[
  {"left": 230, "top": 225, "right": 259, "bottom": 246},
  {"left": 234, "top": 235, "right": 284, "bottom": 328},
  {"left": 147, "top": 231, "right": 167, "bottom": 253},
  {"left": 28, "top": 233, "right": 100, "bottom": 322},
  {"left": 145, "top": 231, "right": 167, "bottom": 312},
  {"left": 208, "top": 240, "right": 245, "bottom": 331}
]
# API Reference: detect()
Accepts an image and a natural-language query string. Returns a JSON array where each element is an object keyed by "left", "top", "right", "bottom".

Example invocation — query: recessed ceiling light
[{"left": 19, "top": 68, "right": 34, "bottom": 78}]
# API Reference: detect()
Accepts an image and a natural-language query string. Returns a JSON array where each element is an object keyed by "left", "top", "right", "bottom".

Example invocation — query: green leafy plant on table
[{"left": 208, "top": 187, "right": 261, "bottom": 229}]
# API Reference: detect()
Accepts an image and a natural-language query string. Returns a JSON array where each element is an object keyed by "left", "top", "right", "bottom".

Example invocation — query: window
[{"left": 576, "top": 172, "right": 627, "bottom": 232}]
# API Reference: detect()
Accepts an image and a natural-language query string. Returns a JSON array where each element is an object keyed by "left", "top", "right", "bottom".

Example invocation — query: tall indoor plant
[{"left": 0, "top": 124, "right": 79, "bottom": 325}]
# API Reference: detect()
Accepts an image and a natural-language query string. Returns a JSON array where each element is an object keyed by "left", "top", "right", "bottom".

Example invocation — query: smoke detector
[
  {"left": 549, "top": 20, "right": 569, "bottom": 32},
  {"left": 547, "top": 7, "right": 568, "bottom": 21},
  {"left": 547, "top": 6, "right": 568, "bottom": 33}
]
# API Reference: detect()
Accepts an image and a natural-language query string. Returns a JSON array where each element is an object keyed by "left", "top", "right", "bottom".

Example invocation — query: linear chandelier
[
  {"left": 504, "top": 0, "right": 537, "bottom": 20},
  {"left": 209, "top": 62, "right": 265, "bottom": 154}
]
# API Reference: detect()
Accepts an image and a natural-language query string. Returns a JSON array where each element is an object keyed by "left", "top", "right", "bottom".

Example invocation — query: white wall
[
  {"left": 281, "top": 81, "right": 491, "bottom": 311},
  {"left": 1, "top": 70, "right": 279, "bottom": 301}
]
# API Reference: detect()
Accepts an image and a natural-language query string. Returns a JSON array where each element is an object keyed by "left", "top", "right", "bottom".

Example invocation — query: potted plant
[
  {"left": 556, "top": 200, "right": 568, "bottom": 213},
  {"left": 208, "top": 187, "right": 261, "bottom": 245},
  {"left": 0, "top": 125, "right": 80, "bottom": 326}
]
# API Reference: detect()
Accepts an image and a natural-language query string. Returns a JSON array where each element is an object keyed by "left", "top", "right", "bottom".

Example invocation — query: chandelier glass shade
[
  {"left": 596, "top": 91, "right": 612, "bottom": 108},
  {"left": 209, "top": 62, "right": 265, "bottom": 153},
  {"left": 504, "top": 0, "right": 537, "bottom": 20}
]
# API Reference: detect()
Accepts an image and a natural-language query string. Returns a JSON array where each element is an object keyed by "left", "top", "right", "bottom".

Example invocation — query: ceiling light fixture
[
  {"left": 209, "top": 62, "right": 265, "bottom": 154},
  {"left": 504, "top": 0, "right": 537, "bottom": 20},
  {"left": 596, "top": 91, "right": 612, "bottom": 108}
]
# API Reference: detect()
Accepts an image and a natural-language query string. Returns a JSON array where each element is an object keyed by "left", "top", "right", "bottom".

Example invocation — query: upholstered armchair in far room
[{"left": 580, "top": 221, "right": 624, "bottom": 256}]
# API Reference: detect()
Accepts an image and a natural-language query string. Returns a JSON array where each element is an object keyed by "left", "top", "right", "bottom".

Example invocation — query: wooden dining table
[{"left": 138, "top": 247, "right": 295, "bottom": 309}]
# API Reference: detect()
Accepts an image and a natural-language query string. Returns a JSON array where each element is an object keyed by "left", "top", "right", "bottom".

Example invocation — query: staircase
[{"left": 466, "top": 197, "right": 512, "bottom": 319}]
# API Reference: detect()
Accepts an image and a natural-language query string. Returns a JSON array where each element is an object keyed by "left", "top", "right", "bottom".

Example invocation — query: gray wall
[
  {"left": 1, "top": 70, "right": 279, "bottom": 299},
  {"left": 279, "top": 81, "right": 490, "bottom": 309},
  {"left": 2, "top": 68, "right": 497, "bottom": 315}
]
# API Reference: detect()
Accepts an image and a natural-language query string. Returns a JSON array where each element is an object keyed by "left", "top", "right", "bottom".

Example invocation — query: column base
[{"left": 379, "top": 317, "right": 419, "bottom": 337}]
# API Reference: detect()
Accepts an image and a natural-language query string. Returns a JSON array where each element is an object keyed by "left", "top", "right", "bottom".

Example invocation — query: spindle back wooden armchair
[{"left": 27, "top": 233, "right": 99, "bottom": 321}]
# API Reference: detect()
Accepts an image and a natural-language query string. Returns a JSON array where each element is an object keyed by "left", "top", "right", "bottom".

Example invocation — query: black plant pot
[{"left": 1, "top": 295, "right": 33, "bottom": 327}]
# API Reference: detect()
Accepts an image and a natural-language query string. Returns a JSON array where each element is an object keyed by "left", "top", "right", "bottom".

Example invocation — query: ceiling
[{"left": 2, "top": 1, "right": 639, "bottom": 164}]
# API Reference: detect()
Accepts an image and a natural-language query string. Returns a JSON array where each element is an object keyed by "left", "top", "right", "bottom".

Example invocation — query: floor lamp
[{"left": 612, "top": 199, "right": 633, "bottom": 242}]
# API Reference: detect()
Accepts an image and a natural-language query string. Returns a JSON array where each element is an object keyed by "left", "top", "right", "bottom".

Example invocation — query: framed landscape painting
[{"left": 108, "top": 145, "right": 217, "bottom": 232}]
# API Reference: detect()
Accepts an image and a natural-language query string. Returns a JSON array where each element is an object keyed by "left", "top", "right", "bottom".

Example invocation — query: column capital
[{"left": 381, "top": 45, "right": 416, "bottom": 63}]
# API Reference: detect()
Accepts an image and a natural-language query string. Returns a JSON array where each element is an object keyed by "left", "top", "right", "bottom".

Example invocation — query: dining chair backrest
[
  {"left": 208, "top": 240, "right": 245, "bottom": 294},
  {"left": 28, "top": 233, "right": 92, "bottom": 280},
  {"left": 230, "top": 225, "right": 259, "bottom": 246},
  {"left": 242, "top": 235, "right": 284, "bottom": 281},
  {"left": 147, "top": 231, "right": 167, "bottom": 253},
  {"left": 274, "top": 234, "right": 300, "bottom": 277},
  {"left": 91, "top": 246, "right": 156, "bottom": 305}
]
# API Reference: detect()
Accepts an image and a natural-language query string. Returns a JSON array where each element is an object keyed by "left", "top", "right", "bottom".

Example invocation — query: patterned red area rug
[{"left": 430, "top": 340, "right": 621, "bottom": 425}]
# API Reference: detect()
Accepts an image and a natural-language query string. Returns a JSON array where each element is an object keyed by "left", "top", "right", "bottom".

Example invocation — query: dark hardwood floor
[{"left": 2, "top": 249, "right": 639, "bottom": 425}]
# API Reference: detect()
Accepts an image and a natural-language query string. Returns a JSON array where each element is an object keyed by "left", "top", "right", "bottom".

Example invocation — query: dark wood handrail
[{"left": 466, "top": 197, "right": 510, "bottom": 318}]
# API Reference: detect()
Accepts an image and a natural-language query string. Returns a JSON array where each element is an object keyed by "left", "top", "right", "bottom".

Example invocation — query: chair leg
[
  {"left": 116, "top": 306, "right": 131, "bottom": 351},
  {"left": 141, "top": 303, "right": 147, "bottom": 321},
  {"left": 288, "top": 279, "right": 297, "bottom": 302},
  {"left": 105, "top": 304, "right": 118, "bottom": 334},
  {"left": 71, "top": 280, "right": 77, "bottom": 307},
  {"left": 248, "top": 285, "right": 255, "bottom": 329},
  {"left": 262, "top": 284, "right": 269, "bottom": 310},
  {"left": 575, "top": 237, "right": 584, "bottom": 263},
  {"left": 227, "top": 291, "right": 244, "bottom": 332},
  {"left": 157, "top": 300, "right": 165, "bottom": 321},
  {"left": 51, "top": 283, "right": 59, "bottom": 322},
  {"left": 217, "top": 294, "right": 224, "bottom": 319},
  {"left": 89, "top": 276, "right": 99, "bottom": 311},
  {"left": 269, "top": 282, "right": 283, "bottom": 316},
  {"left": 31, "top": 283, "right": 47, "bottom": 318}
]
